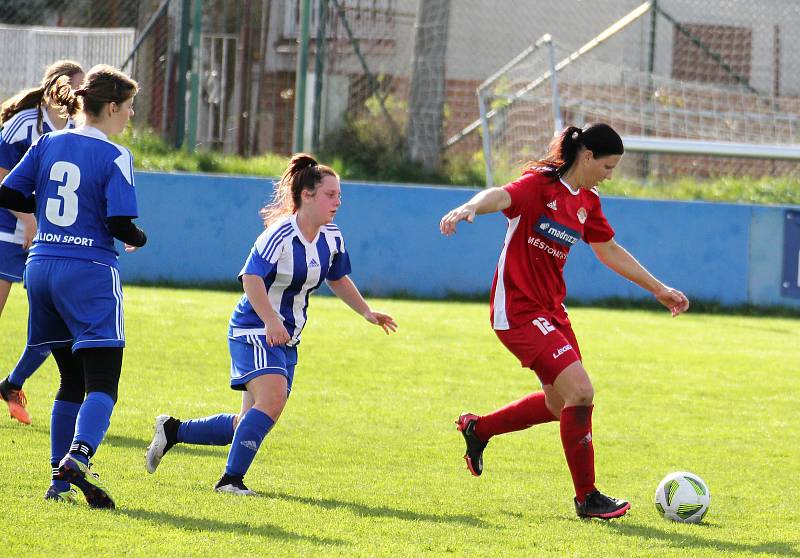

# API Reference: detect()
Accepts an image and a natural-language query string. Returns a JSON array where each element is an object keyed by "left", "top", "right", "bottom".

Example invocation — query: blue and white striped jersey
[
  {"left": 2, "top": 126, "right": 138, "bottom": 266},
  {"left": 229, "top": 214, "right": 352, "bottom": 347},
  {"left": 0, "top": 107, "right": 74, "bottom": 244}
]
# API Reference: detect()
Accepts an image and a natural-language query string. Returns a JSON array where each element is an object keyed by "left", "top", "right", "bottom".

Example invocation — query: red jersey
[{"left": 489, "top": 169, "right": 615, "bottom": 330}]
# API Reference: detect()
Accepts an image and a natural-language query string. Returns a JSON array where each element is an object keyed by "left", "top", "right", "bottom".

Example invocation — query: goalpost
[{"left": 447, "top": 1, "right": 800, "bottom": 187}]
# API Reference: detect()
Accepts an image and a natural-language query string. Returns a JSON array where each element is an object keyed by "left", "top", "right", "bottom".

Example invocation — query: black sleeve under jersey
[
  {"left": 106, "top": 216, "right": 147, "bottom": 247},
  {"left": 0, "top": 185, "right": 35, "bottom": 213}
]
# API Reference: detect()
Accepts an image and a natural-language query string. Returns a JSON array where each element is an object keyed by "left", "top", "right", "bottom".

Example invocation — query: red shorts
[{"left": 494, "top": 317, "right": 582, "bottom": 386}]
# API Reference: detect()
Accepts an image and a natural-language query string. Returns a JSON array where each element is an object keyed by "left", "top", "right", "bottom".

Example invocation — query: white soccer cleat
[{"left": 145, "top": 414, "right": 174, "bottom": 474}]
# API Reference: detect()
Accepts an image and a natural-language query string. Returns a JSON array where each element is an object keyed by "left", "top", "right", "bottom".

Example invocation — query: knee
[
  {"left": 545, "top": 395, "right": 565, "bottom": 417},
  {"left": 55, "top": 384, "right": 85, "bottom": 404},
  {"left": 85, "top": 379, "right": 118, "bottom": 403},
  {"left": 546, "top": 401, "right": 563, "bottom": 418},
  {"left": 53, "top": 349, "right": 84, "bottom": 403},
  {"left": 78, "top": 348, "right": 122, "bottom": 403},
  {"left": 570, "top": 384, "right": 594, "bottom": 406},
  {"left": 561, "top": 381, "right": 594, "bottom": 407},
  {"left": 253, "top": 395, "right": 287, "bottom": 422}
]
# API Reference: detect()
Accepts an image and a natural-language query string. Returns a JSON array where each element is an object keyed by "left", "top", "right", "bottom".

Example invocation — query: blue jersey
[
  {"left": 229, "top": 214, "right": 352, "bottom": 346},
  {"left": 1, "top": 126, "right": 138, "bottom": 266},
  {"left": 0, "top": 107, "right": 74, "bottom": 244}
]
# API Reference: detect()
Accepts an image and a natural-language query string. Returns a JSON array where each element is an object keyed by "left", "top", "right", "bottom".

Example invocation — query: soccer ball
[{"left": 654, "top": 471, "right": 710, "bottom": 523}]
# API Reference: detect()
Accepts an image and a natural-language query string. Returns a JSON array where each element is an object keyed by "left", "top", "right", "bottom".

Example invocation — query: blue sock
[
  {"left": 70, "top": 392, "right": 115, "bottom": 465},
  {"left": 51, "top": 400, "right": 81, "bottom": 491},
  {"left": 225, "top": 408, "right": 274, "bottom": 478},
  {"left": 8, "top": 347, "right": 51, "bottom": 386},
  {"left": 177, "top": 414, "right": 235, "bottom": 445}
]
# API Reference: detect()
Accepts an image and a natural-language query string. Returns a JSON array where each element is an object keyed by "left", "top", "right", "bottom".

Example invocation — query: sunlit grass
[{"left": 2, "top": 286, "right": 797, "bottom": 556}]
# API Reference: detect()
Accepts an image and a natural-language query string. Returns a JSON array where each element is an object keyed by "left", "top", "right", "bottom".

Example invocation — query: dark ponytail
[
  {"left": 525, "top": 123, "right": 624, "bottom": 177},
  {"left": 260, "top": 153, "right": 338, "bottom": 226},
  {"left": 76, "top": 64, "right": 139, "bottom": 118}
]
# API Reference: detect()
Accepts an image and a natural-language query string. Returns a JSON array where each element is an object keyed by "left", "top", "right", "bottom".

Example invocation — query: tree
[{"left": 406, "top": 0, "right": 451, "bottom": 172}]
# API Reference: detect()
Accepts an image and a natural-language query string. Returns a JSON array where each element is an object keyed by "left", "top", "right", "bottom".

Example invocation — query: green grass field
[{"left": 1, "top": 286, "right": 798, "bottom": 557}]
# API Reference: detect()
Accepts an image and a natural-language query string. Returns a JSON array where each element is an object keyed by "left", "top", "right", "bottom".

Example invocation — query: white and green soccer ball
[{"left": 654, "top": 471, "right": 710, "bottom": 523}]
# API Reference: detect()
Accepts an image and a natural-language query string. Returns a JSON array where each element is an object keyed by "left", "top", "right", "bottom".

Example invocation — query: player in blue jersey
[
  {"left": 0, "top": 65, "right": 146, "bottom": 508},
  {"left": 0, "top": 60, "right": 84, "bottom": 425},
  {"left": 145, "top": 153, "right": 397, "bottom": 495}
]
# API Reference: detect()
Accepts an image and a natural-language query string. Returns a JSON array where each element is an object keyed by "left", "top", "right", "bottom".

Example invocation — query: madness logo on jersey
[{"left": 535, "top": 215, "right": 580, "bottom": 247}]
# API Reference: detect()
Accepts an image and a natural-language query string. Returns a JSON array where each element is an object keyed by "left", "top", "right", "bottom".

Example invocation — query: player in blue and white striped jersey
[
  {"left": 0, "top": 65, "right": 146, "bottom": 508},
  {"left": 0, "top": 60, "right": 84, "bottom": 425},
  {"left": 146, "top": 154, "right": 397, "bottom": 495},
  {"left": 228, "top": 214, "right": 352, "bottom": 349}
]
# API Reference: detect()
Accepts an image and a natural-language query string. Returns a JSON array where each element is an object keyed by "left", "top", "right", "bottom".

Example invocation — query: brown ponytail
[
  {"left": 0, "top": 59, "right": 83, "bottom": 132},
  {"left": 71, "top": 64, "right": 139, "bottom": 120},
  {"left": 50, "top": 76, "right": 83, "bottom": 121},
  {"left": 260, "top": 153, "right": 338, "bottom": 227},
  {"left": 524, "top": 123, "right": 624, "bottom": 177}
]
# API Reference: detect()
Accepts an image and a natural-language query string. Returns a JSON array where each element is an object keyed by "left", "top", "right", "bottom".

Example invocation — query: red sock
[
  {"left": 474, "top": 392, "right": 558, "bottom": 441},
  {"left": 560, "top": 405, "right": 596, "bottom": 502}
]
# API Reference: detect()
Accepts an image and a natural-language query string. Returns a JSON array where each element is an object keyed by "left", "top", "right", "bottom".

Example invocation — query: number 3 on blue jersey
[
  {"left": 47, "top": 161, "right": 81, "bottom": 226},
  {"left": 1, "top": 127, "right": 139, "bottom": 265}
]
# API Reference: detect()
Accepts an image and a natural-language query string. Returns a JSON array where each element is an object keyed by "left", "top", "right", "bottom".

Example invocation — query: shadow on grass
[
  {"left": 115, "top": 506, "right": 347, "bottom": 546},
  {"left": 104, "top": 433, "right": 227, "bottom": 459},
  {"left": 602, "top": 520, "right": 798, "bottom": 556},
  {"left": 261, "top": 490, "right": 488, "bottom": 528}
]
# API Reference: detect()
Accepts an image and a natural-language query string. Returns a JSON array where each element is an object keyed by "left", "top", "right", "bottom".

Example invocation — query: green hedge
[{"left": 118, "top": 128, "right": 799, "bottom": 205}]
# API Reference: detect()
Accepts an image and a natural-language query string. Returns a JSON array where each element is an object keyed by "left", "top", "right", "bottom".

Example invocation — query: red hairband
[{"left": 74, "top": 88, "right": 88, "bottom": 96}]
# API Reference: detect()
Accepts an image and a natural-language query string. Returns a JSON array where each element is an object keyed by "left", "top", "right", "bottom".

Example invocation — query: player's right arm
[
  {"left": 0, "top": 144, "right": 38, "bottom": 213},
  {"left": 241, "top": 274, "right": 290, "bottom": 347},
  {"left": 0, "top": 141, "right": 36, "bottom": 249},
  {"left": 0, "top": 165, "right": 36, "bottom": 250},
  {"left": 439, "top": 187, "right": 512, "bottom": 236}
]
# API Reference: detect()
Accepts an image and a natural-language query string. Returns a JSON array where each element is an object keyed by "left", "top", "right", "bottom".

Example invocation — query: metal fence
[
  {"left": 1, "top": 0, "right": 798, "bottom": 181},
  {"left": 0, "top": 24, "right": 134, "bottom": 97}
]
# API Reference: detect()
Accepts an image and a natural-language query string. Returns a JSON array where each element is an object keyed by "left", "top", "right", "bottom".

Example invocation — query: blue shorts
[
  {"left": 25, "top": 258, "right": 126, "bottom": 352},
  {"left": 0, "top": 240, "right": 26, "bottom": 283},
  {"left": 228, "top": 329, "right": 297, "bottom": 394}
]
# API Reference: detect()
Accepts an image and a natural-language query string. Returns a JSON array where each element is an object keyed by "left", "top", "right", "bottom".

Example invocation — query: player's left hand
[
  {"left": 654, "top": 286, "right": 689, "bottom": 317},
  {"left": 21, "top": 223, "right": 36, "bottom": 251},
  {"left": 440, "top": 204, "right": 476, "bottom": 236},
  {"left": 124, "top": 244, "right": 139, "bottom": 253},
  {"left": 364, "top": 310, "right": 398, "bottom": 334}
]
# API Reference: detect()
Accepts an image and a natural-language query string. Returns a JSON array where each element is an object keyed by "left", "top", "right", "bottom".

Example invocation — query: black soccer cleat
[
  {"left": 57, "top": 455, "right": 115, "bottom": 509},
  {"left": 214, "top": 473, "right": 257, "bottom": 496},
  {"left": 44, "top": 485, "right": 79, "bottom": 504},
  {"left": 455, "top": 413, "right": 488, "bottom": 477},
  {"left": 574, "top": 489, "right": 631, "bottom": 519}
]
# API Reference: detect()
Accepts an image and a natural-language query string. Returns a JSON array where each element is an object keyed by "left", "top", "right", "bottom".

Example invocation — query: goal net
[{"left": 466, "top": 0, "right": 800, "bottom": 186}]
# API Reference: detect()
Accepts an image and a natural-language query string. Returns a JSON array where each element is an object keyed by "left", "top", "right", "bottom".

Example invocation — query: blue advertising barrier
[
  {"left": 120, "top": 172, "right": 800, "bottom": 309},
  {"left": 782, "top": 210, "right": 800, "bottom": 299}
]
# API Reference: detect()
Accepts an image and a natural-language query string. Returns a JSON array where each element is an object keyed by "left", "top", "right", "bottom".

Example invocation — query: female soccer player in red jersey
[{"left": 440, "top": 123, "right": 689, "bottom": 519}]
